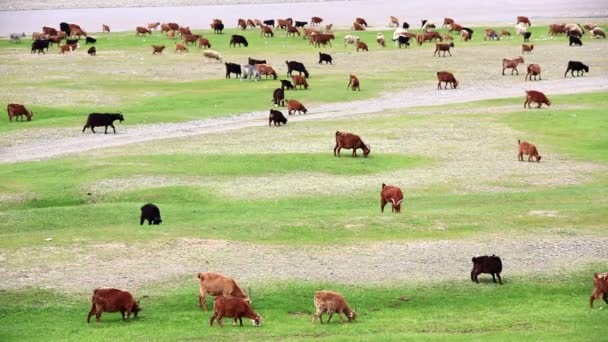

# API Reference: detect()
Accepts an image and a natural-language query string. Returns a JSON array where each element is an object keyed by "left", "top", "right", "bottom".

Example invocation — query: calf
[
  {"left": 318, "top": 52, "right": 333, "bottom": 64},
  {"left": 356, "top": 41, "right": 368, "bottom": 52},
  {"left": 286, "top": 60, "right": 309, "bottom": 78},
  {"left": 518, "top": 140, "right": 541, "bottom": 162},
  {"left": 292, "top": 75, "right": 309, "bottom": 90},
  {"left": 525, "top": 64, "right": 541, "bottom": 81},
  {"left": 256, "top": 64, "right": 278, "bottom": 79},
  {"left": 225, "top": 62, "right": 241, "bottom": 78},
  {"left": 174, "top": 43, "right": 188, "bottom": 53},
  {"left": 140, "top": 203, "right": 162, "bottom": 225},
  {"left": 484, "top": 28, "right": 500, "bottom": 40},
  {"left": 269, "top": 109, "right": 287, "bottom": 126},
  {"left": 198, "top": 272, "right": 250, "bottom": 311},
  {"left": 31, "top": 39, "right": 50, "bottom": 54},
  {"left": 380, "top": 183, "right": 404, "bottom": 213},
  {"left": 522, "top": 31, "right": 532, "bottom": 42},
  {"left": 248, "top": 57, "right": 266, "bottom": 65},
  {"left": 397, "top": 35, "right": 410, "bottom": 48},
  {"left": 86, "top": 288, "right": 140, "bottom": 323},
  {"left": 87, "top": 46, "right": 96, "bottom": 56},
  {"left": 280, "top": 79, "right": 294, "bottom": 90},
  {"left": 312, "top": 290, "right": 356, "bottom": 324},
  {"left": 241, "top": 64, "right": 261, "bottom": 82},
  {"left": 210, "top": 296, "right": 261, "bottom": 327},
  {"left": 7, "top": 103, "right": 33, "bottom": 122},
  {"left": 434, "top": 42, "right": 454, "bottom": 57},
  {"left": 85, "top": 36, "right": 96, "bottom": 44},
  {"left": 334, "top": 131, "right": 370, "bottom": 157},
  {"left": 471, "top": 255, "right": 503, "bottom": 284},
  {"left": 82, "top": 113, "right": 124, "bottom": 134},
  {"left": 287, "top": 99, "right": 307, "bottom": 115},
  {"left": 102, "top": 24, "right": 110, "bottom": 33},
  {"left": 311, "top": 16, "right": 323, "bottom": 26},
  {"left": 198, "top": 38, "right": 211, "bottom": 49},
  {"left": 502, "top": 56, "right": 525, "bottom": 75},
  {"left": 569, "top": 36, "right": 583, "bottom": 46},
  {"left": 436, "top": 71, "right": 458, "bottom": 89},
  {"left": 521, "top": 44, "right": 534, "bottom": 54},
  {"left": 152, "top": 45, "right": 166, "bottom": 54},
  {"left": 564, "top": 61, "right": 589, "bottom": 77},
  {"left": 59, "top": 43, "right": 78, "bottom": 54},
  {"left": 203, "top": 50, "right": 222, "bottom": 62},
  {"left": 272, "top": 88, "right": 285, "bottom": 106},
  {"left": 524, "top": 90, "right": 551, "bottom": 109},
  {"left": 230, "top": 35, "right": 248, "bottom": 47},
  {"left": 347, "top": 74, "right": 360, "bottom": 91},
  {"left": 287, "top": 26, "right": 300, "bottom": 37},
  {"left": 590, "top": 273, "right": 608, "bottom": 308}
]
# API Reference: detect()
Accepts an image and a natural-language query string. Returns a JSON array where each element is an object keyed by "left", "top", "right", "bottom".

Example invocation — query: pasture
[{"left": 1, "top": 16, "right": 608, "bottom": 341}]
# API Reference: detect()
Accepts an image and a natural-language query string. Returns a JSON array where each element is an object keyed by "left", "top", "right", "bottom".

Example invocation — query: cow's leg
[
  {"left": 497, "top": 273, "right": 502, "bottom": 285},
  {"left": 111, "top": 124, "right": 116, "bottom": 133},
  {"left": 91, "top": 127, "right": 96, "bottom": 133},
  {"left": 210, "top": 312, "right": 217, "bottom": 326},
  {"left": 518, "top": 152, "right": 523, "bottom": 161},
  {"left": 104, "top": 125, "right": 108, "bottom": 134},
  {"left": 239, "top": 317, "right": 243, "bottom": 326},
  {"left": 502, "top": 67, "right": 505, "bottom": 76},
  {"left": 120, "top": 309, "right": 126, "bottom": 320},
  {"left": 448, "top": 50, "right": 452, "bottom": 56},
  {"left": 381, "top": 198, "right": 387, "bottom": 213},
  {"left": 571, "top": 70, "right": 575, "bottom": 77},
  {"left": 602, "top": 293, "right": 608, "bottom": 304},
  {"left": 334, "top": 144, "right": 340, "bottom": 157},
  {"left": 87, "top": 303, "right": 96, "bottom": 323},
  {"left": 217, "top": 315, "right": 224, "bottom": 327},
  {"left": 491, "top": 273, "right": 497, "bottom": 283},
  {"left": 327, "top": 312, "right": 334, "bottom": 323}
]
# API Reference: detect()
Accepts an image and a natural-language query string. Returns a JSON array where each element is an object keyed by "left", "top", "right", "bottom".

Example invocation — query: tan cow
[
  {"left": 312, "top": 290, "right": 356, "bottom": 324},
  {"left": 197, "top": 272, "right": 249, "bottom": 311}
]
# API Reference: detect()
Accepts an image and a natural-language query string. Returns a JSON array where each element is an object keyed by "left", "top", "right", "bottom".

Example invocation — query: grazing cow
[
  {"left": 376, "top": 33, "right": 385, "bottom": 47},
  {"left": 484, "top": 28, "right": 500, "bottom": 40},
  {"left": 518, "top": 140, "right": 541, "bottom": 162},
  {"left": 524, "top": 90, "right": 551, "bottom": 109},
  {"left": 136, "top": 27, "right": 151, "bottom": 36},
  {"left": 569, "top": 36, "right": 583, "bottom": 46},
  {"left": 166, "top": 22, "right": 180, "bottom": 30},
  {"left": 160, "top": 24, "right": 171, "bottom": 33},
  {"left": 86, "top": 288, "right": 140, "bottom": 323},
  {"left": 256, "top": 64, "right": 278, "bottom": 80},
  {"left": 471, "top": 255, "right": 503, "bottom": 284},
  {"left": 174, "top": 43, "right": 188, "bottom": 53},
  {"left": 522, "top": 31, "right": 532, "bottom": 42},
  {"left": 502, "top": 56, "right": 525, "bottom": 75},
  {"left": 287, "top": 99, "right": 307, "bottom": 115},
  {"left": 182, "top": 34, "right": 201, "bottom": 45},
  {"left": 60, "top": 22, "right": 71, "bottom": 37},
  {"left": 9, "top": 33, "right": 25, "bottom": 43},
  {"left": 343, "top": 34, "right": 360, "bottom": 47},
  {"left": 390, "top": 16, "right": 399, "bottom": 27},
  {"left": 500, "top": 29, "right": 511, "bottom": 37},
  {"left": 147, "top": 22, "right": 160, "bottom": 30},
  {"left": 203, "top": 50, "right": 222, "bottom": 62},
  {"left": 272, "top": 88, "right": 285, "bottom": 106},
  {"left": 248, "top": 57, "right": 266, "bottom": 65},
  {"left": 269, "top": 109, "right": 287, "bottom": 126},
  {"left": 280, "top": 79, "right": 294, "bottom": 90},
  {"left": 140, "top": 203, "right": 162, "bottom": 225},
  {"left": 286, "top": 61, "right": 309, "bottom": 78},
  {"left": 397, "top": 35, "right": 411, "bottom": 48},
  {"left": 197, "top": 272, "right": 250, "bottom": 311},
  {"left": 102, "top": 24, "right": 110, "bottom": 33},
  {"left": 263, "top": 19, "right": 275, "bottom": 27},
  {"left": 295, "top": 20, "right": 307, "bottom": 28},
  {"left": 311, "top": 33, "right": 335, "bottom": 47},
  {"left": 43, "top": 26, "right": 58, "bottom": 35},
  {"left": 334, "top": 131, "right": 370, "bottom": 157},
  {"left": 7, "top": 104, "right": 33, "bottom": 122},
  {"left": 152, "top": 45, "right": 165, "bottom": 54},
  {"left": 292, "top": 75, "right": 309, "bottom": 90},
  {"left": 517, "top": 16, "right": 531, "bottom": 26},
  {"left": 443, "top": 17, "right": 455, "bottom": 28},
  {"left": 590, "top": 273, "right": 608, "bottom": 308},
  {"left": 287, "top": 26, "right": 300, "bottom": 37},
  {"left": 460, "top": 30, "right": 471, "bottom": 41},
  {"left": 436, "top": 71, "right": 458, "bottom": 89},
  {"left": 549, "top": 24, "right": 567, "bottom": 35},
  {"left": 522, "top": 44, "right": 534, "bottom": 54},
  {"left": 434, "top": 42, "right": 454, "bottom": 57},
  {"left": 277, "top": 19, "right": 290, "bottom": 29},
  {"left": 82, "top": 113, "right": 124, "bottom": 134},
  {"left": 261, "top": 25, "right": 274, "bottom": 37},
  {"left": 380, "top": 183, "right": 404, "bottom": 213},
  {"left": 311, "top": 16, "right": 323, "bottom": 26},
  {"left": 303, "top": 28, "right": 320, "bottom": 39},
  {"left": 241, "top": 64, "right": 261, "bottom": 81},
  {"left": 225, "top": 62, "right": 242, "bottom": 79},
  {"left": 230, "top": 35, "right": 249, "bottom": 47},
  {"left": 238, "top": 18, "right": 247, "bottom": 30},
  {"left": 525, "top": 64, "right": 542, "bottom": 81},
  {"left": 347, "top": 74, "right": 360, "bottom": 91},
  {"left": 87, "top": 46, "right": 96, "bottom": 56},
  {"left": 356, "top": 41, "right": 368, "bottom": 52},
  {"left": 198, "top": 38, "right": 211, "bottom": 49},
  {"left": 178, "top": 27, "right": 191, "bottom": 36},
  {"left": 355, "top": 17, "right": 368, "bottom": 27},
  {"left": 312, "top": 290, "right": 356, "bottom": 324},
  {"left": 564, "top": 61, "right": 589, "bottom": 77},
  {"left": 591, "top": 27, "right": 606, "bottom": 39},
  {"left": 318, "top": 52, "right": 333, "bottom": 64},
  {"left": 352, "top": 22, "right": 365, "bottom": 31},
  {"left": 59, "top": 43, "right": 78, "bottom": 54},
  {"left": 448, "top": 23, "right": 463, "bottom": 33},
  {"left": 85, "top": 36, "right": 96, "bottom": 44},
  {"left": 247, "top": 19, "right": 256, "bottom": 29},
  {"left": 210, "top": 22, "right": 224, "bottom": 34},
  {"left": 210, "top": 296, "right": 261, "bottom": 327},
  {"left": 31, "top": 39, "right": 50, "bottom": 54},
  {"left": 417, "top": 31, "right": 442, "bottom": 45}
]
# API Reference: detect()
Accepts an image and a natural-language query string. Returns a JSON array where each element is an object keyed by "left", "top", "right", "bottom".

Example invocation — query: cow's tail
[
  {"left": 518, "top": 139, "right": 521, "bottom": 145},
  {"left": 335, "top": 131, "right": 341, "bottom": 137},
  {"left": 382, "top": 183, "right": 386, "bottom": 189}
]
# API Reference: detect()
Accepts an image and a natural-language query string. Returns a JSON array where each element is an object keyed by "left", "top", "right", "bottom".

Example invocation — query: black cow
[
  {"left": 87, "top": 46, "right": 96, "bottom": 56},
  {"left": 31, "top": 39, "right": 50, "bottom": 54},
  {"left": 272, "top": 88, "right": 285, "bottom": 106},
  {"left": 85, "top": 36, "right": 96, "bottom": 44},
  {"left": 286, "top": 60, "right": 309, "bottom": 78},
  {"left": 397, "top": 35, "right": 410, "bottom": 48},
  {"left": 280, "top": 79, "right": 294, "bottom": 90},
  {"left": 82, "top": 113, "right": 124, "bottom": 134},
  {"left": 225, "top": 62, "right": 242, "bottom": 78},
  {"left": 263, "top": 19, "right": 275, "bottom": 27},
  {"left": 564, "top": 61, "right": 589, "bottom": 77},
  {"left": 66, "top": 38, "right": 79, "bottom": 45},
  {"left": 248, "top": 57, "right": 266, "bottom": 65},
  {"left": 269, "top": 109, "right": 287, "bottom": 127},
  {"left": 230, "top": 35, "right": 248, "bottom": 47},
  {"left": 471, "top": 255, "right": 503, "bottom": 285},
  {"left": 567, "top": 29, "right": 582, "bottom": 38},
  {"left": 318, "top": 52, "right": 333, "bottom": 64},
  {"left": 60, "top": 22, "right": 71, "bottom": 37},
  {"left": 212, "top": 23, "right": 224, "bottom": 34},
  {"left": 462, "top": 27, "right": 474, "bottom": 38},
  {"left": 294, "top": 21, "right": 307, "bottom": 28},
  {"left": 140, "top": 203, "right": 162, "bottom": 225},
  {"left": 569, "top": 36, "right": 583, "bottom": 46},
  {"left": 402, "top": 22, "right": 410, "bottom": 29},
  {"left": 523, "top": 31, "right": 531, "bottom": 42}
]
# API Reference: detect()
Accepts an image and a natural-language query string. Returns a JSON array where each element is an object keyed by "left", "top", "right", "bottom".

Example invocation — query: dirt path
[
  {"left": 1, "top": 235, "right": 606, "bottom": 292},
  {"left": 1, "top": 76, "right": 607, "bottom": 164}
]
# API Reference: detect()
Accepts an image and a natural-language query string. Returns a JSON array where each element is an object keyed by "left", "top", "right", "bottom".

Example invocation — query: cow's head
[
  {"left": 26, "top": 110, "right": 33, "bottom": 121},
  {"left": 347, "top": 310, "right": 357, "bottom": 321},
  {"left": 133, "top": 302, "right": 142, "bottom": 318},
  {"left": 363, "top": 144, "right": 371, "bottom": 158},
  {"left": 535, "top": 155, "right": 542, "bottom": 162},
  {"left": 152, "top": 217, "right": 162, "bottom": 225},
  {"left": 252, "top": 315, "right": 261, "bottom": 326},
  {"left": 454, "top": 80, "right": 459, "bottom": 89},
  {"left": 116, "top": 114, "right": 124, "bottom": 122},
  {"left": 391, "top": 198, "right": 403, "bottom": 213}
]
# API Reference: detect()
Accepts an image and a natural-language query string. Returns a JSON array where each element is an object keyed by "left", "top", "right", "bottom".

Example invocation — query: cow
[
  {"left": 85, "top": 36, "right": 96, "bottom": 44},
  {"left": 261, "top": 25, "right": 274, "bottom": 37},
  {"left": 197, "top": 272, "right": 250, "bottom": 311},
  {"left": 166, "top": 22, "right": 180, "bottom": 31},
  {"left": 417, "top": 31, "right": 442, "bottom": 45},
  {"left": 203, "top": 50, "right": 222, "bottom": 62},
  {"left": 140, "top": 203, "right": 162, "bottom": 225},
  {"left": 334, "top": 131, "right": 370, "bottom": 157},
  {"left": 7, "top": 104, "right": 33, "bottom": 122},
  {"left": 198, "top": 38, "right": 211, "bottom": 49},
  {"left": 286, "top": 61, "right": 309, "bottom": 78},
  {"left": 225, "top": 62, "right": 241, "bottom": 79},
  {"left": 500, "top": 29, "right": 511, "bottom": 37},
  {"left": 591, "top": 27, "right": 606, "bottom": 39},
  {"left": 87, "top": 46, "right": 96, "bottom": 56},
  {"left": 43, "top": 26, "right": 58, "bottom": 35},
  {"left": 287, "top": 26, "right": 300, "bottom": 37},
  {"left": 525, "top": 64, "right": 542, "bottom": 81},
  {"left": 60, "top": 22, "right": 71, "bottom": 37},
  {"left": 376, "top": 33, "right": 386, "bottom": 47},
  {"left": 318, "top": 52, "right": 333, "bottom": 64},
  {"left": 152, "top": 45, "right": 166, "bottom": 54},
  {"left": 502, "top": 56, "right": 525, "bottom": 75},
  {"left": 295, "top": 20, "right": 307, "bottom": 28},
  {"left": 210, "top": 296, "right": 261, "bottom": 327},
  {"left": 246, "top": 19, "right": 256, "bottom": 29},
  {"left": 174, "top": 43, "right": 188, "bottom": 53},
  {"left": 397, "top": 35, "right": 411, "bottom": 48},
  {"left": 248, "top": 57, "right": 266, "bottom": 65},
  {"left": 517, "top": 16, "right": 531, "bottom": 26},
  {"left": 263, "top": 19, "right": 275, "bottom": 27},
  {"left": 434, "top": 42, "right": 454, "bottom": 57},
  {"left": 564, "top": 61, "right": 589, "bottom": 77},
  {"left": 82, "top": 113, "right": 124, "bottom": 134},
  {"left": 31, "top": 39, "right": 50, "bottom": 54},
  {"left": 484, "top": 28, "right": 500, "bottom": 40},
  {"left": 436, "top": 71, "right": 458, "bottom": 90},
  {"left": 59, "top": 43, "right": 78, "bottom": 54},
  {"left": 272, "top": 88, "right": 285, "bottom": 106},
  {"left": 352, "top": 22, "right": 365, "bottom": 31},
  {"left": 460, "top": 30, "right": 471, "bottom": 41},
  {"left": 136, "top": 26, "right": 151, "bottom": 36},
  {"left": 569, "top": 36, "right": 583, "bottom": 46},
  {"left": 590, "top": 273, "right": 608, "bottom": 308},
  {"left": 230, "top": 35, "right": 248, "bottom": 47},
  {"left": 269, "top": 109, "right": 287, "bottom": 126},
  {"left": 9, "top": 33, "right": 25, "bottom": 43},
  {"left": 183, "top": 34, "right": 202, "bottom": 46},
  {"left": 280, "top": 79, "right": 294, "bottom": 90},
  {"left": 256, "top": 64, "right": 278, "bottom": 79},
  {"left": 311, "top": 16, "right": 323, "bottom": 26},
  {"left": 292, "top": 75, "right": 309, "bottom": 90},
  {"left": 522, "top": 44, "right": 534, "bottom": 54},
  {"left": 518, "top": 139, "right": 541, "bottom": 162},
  {"left": 277, "top": 19, "right": 290, "bottom": 30},
  {"left": 287, "top": 99, "right": 307, "bottom": 115},
  {"left": 524, "top": 90, "right": 551, "bottom": 109},
  {"left": 86, "top": 288, "right": 141, "bottom": 323},
  {"left": 344, "top": 34, "right": 360, "bottom": 47},
  {"left": 356, "top": 41, "right": 368, "bottom": 52},
  {"left": 471, "top": 255, "right": 503, "bottom": 284},
  {"left": 549, "top": 24, "right": 567, "bottom": 35},
  {"left": 238, "top": 18, "right": 247, "bottom": 30},
  {"left": 312, "top": 290, "right": 356, "bottom": 324},
  {"left": 147, "top": 22, "right": 160, "bottom": 30},
  {"left": 347, "top": 74, "right": 360, "bottom": 91},
  {"left": 101, "top": 24, "right": 111, "bottom": 33},
  {"left": 390, "top": 16, "right": 399, "bottom": 27},
  {"left": 311, "top": 33, "right": 335, "bottom": 47},
  {"left": 211, "top": 22, "right": 224, "bottom": 34},
  {"left": 380, "top": 183, "right": 404, "bottom": 213},
  {"left": 523, "top": 31, "right": 532, "bottom": 42},
  {"left": 241, "top": 65, "right": 261, "bottom": 82},
  {"left": 443, "top": 17, "right": 455, "bottom": 28}
]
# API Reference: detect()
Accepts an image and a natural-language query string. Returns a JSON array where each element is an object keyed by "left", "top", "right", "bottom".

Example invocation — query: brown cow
[
  {"left": 277, "top": 19, "right": 290, "bottom": 29},
  {"left": 287, "top": 26, "right": 300, "bottom": 37},
  {"left": 71, "top": 28, "right": 87, "bottom": 38},
  {"left": 86, "top": 288, "right": 140, "bottom": 323},
  {"left": 179, "top": 27, "right": 192, "bottom": 36},
  {"left": 43, "top": 26, "right": 57, "bottom": 35},
  {"left": 355, "top": 17, "right": 368, "bottom": 27},
  {"left": 356, "top": 41, "right": 368, "bottom": 52},
  {"left": 518, "top": 140, "right": 541, "bottom": 162},
  {"left": 255, "top": 64, "right": 278, "bottom": 79},
  {"left": 160, "top": 24, "right": 171, "bottom": 33},
  {"left": 460, "top": 30, "right": 471, "bottom": 41},
  {"left": 434, "top": 42, "right": 454, "bottom": 57},
  {"left": 524, "top": 90, "right": 550, "bottom": 109},
  {"left": 152, "top": 45, "right": 165, "bottom": 54},
  {"left": 174, "top": 43, "right": 188, "bottom": 53},
  {"left": 417, "top": 31, "right": 442, "bottom": 45},
  {"left": 312, "top": 290, "right": 356, "bottom": 324},
  {"left": 238, "top": 18, "right": 247, "bottom": 30},
  {"left": 303, "top": 28, "right": 320, "bottom": 39},
  {"left": 522, "top": 44, "right": 534, "bottom": 54},
  {"left": 484, "top": 28, "right": 500, "bottom": 40},
  {"left": 517, "top": 16, "right": 531, "bottom": 26},
  {"left": 292, "top": 75, "right": 309, "bottom": 89},
  {"left": 210, "top": 296, "right": 261, "bottom": 327},
  {"left": 549, "top": 24, "right": 567, "bottom": 35},
  {"left": 254, "top": 19, "right": 263, "bottom": 27},
  {"left": 183, "top": 34, "right": 201, "bottom": 45},
  {"left": 59, "top": 43, "right": 78, "bottom": 54},
  {"left": 525, "top": 64, "right": 542, "bottom": 81},
  {"left": 389, "top": 16, "right": 399, "bottom": 27},
  {"left": 347, "top": 74, "right": 360, "bottom": 91},
  {"left": 102, "top": 24, "right": 110, "bottom": 33},
  {"left": 147, "top": 22, "right": 160, "bottom": 30},
  {"left": 437, "top": 71, "right": 458, "bottom": 89},
  {"left": 311, "top": 16, "right": 323, "bottom": 26},
  {"left": 352, "top": 22, "right": 365, "bottom": 31},
  {"left": 443, "top": 17, "right": 455, "bottom": 27},
  {"left": 590, "top": 273, "right": 608, "bottom": 308},
  {"left": 334, "top": 131, "right": 370, "bottom": 158},
  {"left": 136, "top": 26, "right": 151, "bottom": 36},
  {"left": 500, "top": 29, "right": 511, "bottom": 37},
  {"left": 287, "top": 99, "right": 307, "bottom": 115},
  {"left": 247, "top": 19, "right": 256, "bottom": 29},
  {"left": 502, "top": 56, "right": 525, "bottom": 75},
  {"left": 197, "top": 272, "right": 249, "bottom": 311},
  {"left": 7, "top": 104, "right": 33, "bottom": 122},
  {"left": 261, "top": 25, "right": 274, "bottom": 37},
  {"left": 198, "top": 38, "right": 211, "bottom": 49},
  {"left": 448, "top": 23, "right": 463, "bottom": 33},
  {"left": 381, "top": 183, "right": 404, "bottom": 213}
]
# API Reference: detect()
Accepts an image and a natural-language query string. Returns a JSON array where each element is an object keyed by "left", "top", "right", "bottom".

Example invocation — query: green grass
[{"left": 0, "top": 271, "right": 606, "bottom": 341}]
